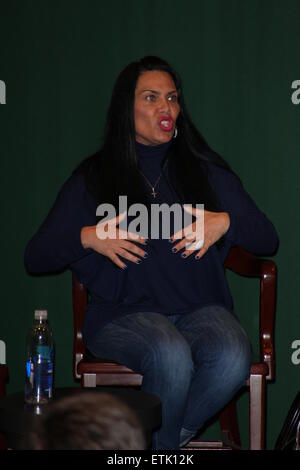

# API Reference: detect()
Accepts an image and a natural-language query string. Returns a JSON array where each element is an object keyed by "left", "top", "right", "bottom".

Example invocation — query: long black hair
[{"left": 74, "top": 56, "right": 233, "bottom": 214}]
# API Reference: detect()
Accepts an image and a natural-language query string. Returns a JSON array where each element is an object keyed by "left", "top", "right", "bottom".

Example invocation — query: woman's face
[{"left": 134, "top": 70, "right": 180, "bottom": 146}]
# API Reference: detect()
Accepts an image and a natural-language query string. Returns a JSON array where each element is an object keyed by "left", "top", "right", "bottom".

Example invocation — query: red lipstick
[{"left": 158, "top": 116, "right": 174, "bottom": 132}]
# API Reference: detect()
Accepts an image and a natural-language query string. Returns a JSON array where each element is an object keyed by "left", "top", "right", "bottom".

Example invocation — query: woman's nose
[{"left": 158, "top": 98, "right": 171, "bottom": 113}]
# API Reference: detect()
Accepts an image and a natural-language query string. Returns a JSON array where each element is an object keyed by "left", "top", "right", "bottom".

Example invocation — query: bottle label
[
  {"left": 25, "top": 346, "right": 54, "bottom": 402},
  {"left": 26, "top": 361, "right": 32, "bottom": 379}
]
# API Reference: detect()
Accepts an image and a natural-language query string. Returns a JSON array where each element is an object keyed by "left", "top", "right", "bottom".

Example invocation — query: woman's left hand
[{"left": 169, "top": 206, "right": 230, "bottom": 260}]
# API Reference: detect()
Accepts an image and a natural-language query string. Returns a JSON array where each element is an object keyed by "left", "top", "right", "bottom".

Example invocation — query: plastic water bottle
[{"left": 25, "top": 309, "right": 54, "bottom": 405}]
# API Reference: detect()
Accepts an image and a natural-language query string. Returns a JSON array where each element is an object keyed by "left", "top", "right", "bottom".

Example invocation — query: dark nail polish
[
  {"left": 136, "top": 259, "right": 142, "bottom": 264},
  {"left": 122, "top": 265, "right": 127, "bottom": 270},
  {"left": 143, "top": 253, "right": 148, "bottom": 258},
  {"left": 181, "top": 253, "right": 187, "bottom": 258},
  {"left": 172, "top": 247, "right": 178, "bottom": 253}
]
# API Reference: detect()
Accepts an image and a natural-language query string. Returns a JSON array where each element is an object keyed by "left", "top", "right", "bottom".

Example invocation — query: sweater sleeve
[
  {"left": 24, "top": 173, "right": 96, "bottom": 274},
  {"left": 210, "top": 164, "right": 279, "bottom": 256}
]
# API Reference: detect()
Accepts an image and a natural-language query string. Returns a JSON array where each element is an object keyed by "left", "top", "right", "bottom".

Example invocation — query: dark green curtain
[{"left": 1, "top": 0, "right": 299, "bottom": 449}]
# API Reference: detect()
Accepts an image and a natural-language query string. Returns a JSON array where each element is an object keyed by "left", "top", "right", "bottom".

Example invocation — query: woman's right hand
[{"left": 80, "top": 212, "right": 148, "bottom": 270}]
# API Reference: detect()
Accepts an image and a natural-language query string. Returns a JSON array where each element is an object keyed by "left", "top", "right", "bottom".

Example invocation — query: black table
[{"left": 0, "top": 387, "right": 162, "bottom": 450}]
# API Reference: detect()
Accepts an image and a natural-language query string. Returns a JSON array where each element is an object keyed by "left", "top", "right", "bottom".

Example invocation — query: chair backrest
[{"left": 72, "top": 246, "right": 277, "bottom": 381}]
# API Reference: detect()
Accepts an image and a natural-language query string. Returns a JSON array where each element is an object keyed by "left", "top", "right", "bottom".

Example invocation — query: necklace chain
[{"left": 138, "top": 159, "right": 168, "bottom": 198}]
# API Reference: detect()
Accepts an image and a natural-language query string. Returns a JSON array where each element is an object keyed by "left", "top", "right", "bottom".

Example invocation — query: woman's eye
[
  {"left": 145, "top": 94, "right": 178, "bottom": 103},
  {"left": 146, "top": 95, "right": 156, "bottom": 102}
]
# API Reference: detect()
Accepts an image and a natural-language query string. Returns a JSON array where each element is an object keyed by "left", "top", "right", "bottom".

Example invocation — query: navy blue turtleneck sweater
[{"left": 24, "top": 142, "right": 278, "bottom": 347}]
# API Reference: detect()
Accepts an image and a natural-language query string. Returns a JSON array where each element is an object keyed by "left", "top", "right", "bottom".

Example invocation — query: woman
[{"left": 24, "top": 56, "right": 279, "bottom": 450}]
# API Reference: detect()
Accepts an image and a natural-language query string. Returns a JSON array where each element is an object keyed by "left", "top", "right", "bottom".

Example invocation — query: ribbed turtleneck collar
[{"left": 136, "top": 140, "right": 172, "bottom": 164}]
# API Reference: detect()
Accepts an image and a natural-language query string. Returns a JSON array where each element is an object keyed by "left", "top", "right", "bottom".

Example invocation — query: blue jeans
[{"left": 87, "top": 305, "right": 252, "bottom": 450}]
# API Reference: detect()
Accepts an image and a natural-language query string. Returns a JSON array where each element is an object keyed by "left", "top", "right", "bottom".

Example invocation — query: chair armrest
[{"left": 224, "top": 246, "right": 277, "bottom": 381}]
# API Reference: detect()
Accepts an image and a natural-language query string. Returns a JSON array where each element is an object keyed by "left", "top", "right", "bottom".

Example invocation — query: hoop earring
[{"left": 173, "top": 126, "right": 178, "bottom": 139}]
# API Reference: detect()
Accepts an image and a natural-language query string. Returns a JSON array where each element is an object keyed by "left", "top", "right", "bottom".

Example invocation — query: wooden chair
[
  {"left": 72, "top": 246, "right": 277, "bottom": 450},
  {"left": 0, "top": 364, "right": 9, "bottom": 450}
]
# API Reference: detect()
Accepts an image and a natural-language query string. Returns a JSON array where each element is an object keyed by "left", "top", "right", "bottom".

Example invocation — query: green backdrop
[{"left": 1, "top": 0, "right": 299, "bottom": 449}]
